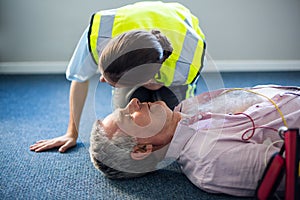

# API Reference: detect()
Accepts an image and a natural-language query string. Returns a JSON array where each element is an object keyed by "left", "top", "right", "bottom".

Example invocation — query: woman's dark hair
[{"left": 99, "top": 30, "right": 173, "bottom": 86}]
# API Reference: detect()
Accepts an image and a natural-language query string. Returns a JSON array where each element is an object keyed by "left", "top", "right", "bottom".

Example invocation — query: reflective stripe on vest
[
  {"left": 88, "top": 9, "right": 116, "bottom": 64},
  {"left": 88, "top": 2, "right": 205, "bottom": 86}
]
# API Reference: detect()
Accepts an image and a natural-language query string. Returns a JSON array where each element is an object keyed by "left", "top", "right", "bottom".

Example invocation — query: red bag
[
  {"left": 256, "top": 128, "right": 299, "bottom": 200},
  {"left": 284, "top": 129, "right": 299, "bottom": 200}
]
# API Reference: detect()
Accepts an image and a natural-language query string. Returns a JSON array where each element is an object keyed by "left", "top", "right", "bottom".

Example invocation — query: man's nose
[{"left": 130, "top": 98, "right": 141, "bottom": 110}]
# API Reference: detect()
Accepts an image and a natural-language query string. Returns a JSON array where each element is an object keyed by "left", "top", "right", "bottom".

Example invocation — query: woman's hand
[{"left": 30, "top": 134, "right": 77, "bottom": 153}]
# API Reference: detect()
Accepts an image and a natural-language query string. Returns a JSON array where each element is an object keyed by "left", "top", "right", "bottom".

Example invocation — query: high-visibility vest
[{"left": 88, "top": 1, "right": 206, "bottom": 86}]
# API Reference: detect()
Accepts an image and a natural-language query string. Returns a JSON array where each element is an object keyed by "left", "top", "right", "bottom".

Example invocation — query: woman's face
[{"left": 102, "top": 98, "right": 174, "bottom": 147}]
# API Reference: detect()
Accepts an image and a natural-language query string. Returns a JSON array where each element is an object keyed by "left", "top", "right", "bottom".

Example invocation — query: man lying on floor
[{"left": 89, "top": 85, "right": 300, "bottom": 197}]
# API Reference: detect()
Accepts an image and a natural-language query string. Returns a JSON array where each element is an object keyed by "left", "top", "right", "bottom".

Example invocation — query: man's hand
[{"left": 30, "top": 134, "right": 77, "bottom": 153}]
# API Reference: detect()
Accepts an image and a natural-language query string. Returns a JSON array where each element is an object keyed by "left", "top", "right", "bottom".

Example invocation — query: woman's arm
[{"left": 30, "top": 80, "right": 89, "bottom": 153}]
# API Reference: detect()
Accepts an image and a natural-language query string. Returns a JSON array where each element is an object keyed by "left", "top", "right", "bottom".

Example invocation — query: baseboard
[
  {"left": 0, "top": 60, "right": 299, "bottom": 74},
  {"left": 0, "top": 62, "right": 68, "bottom": 74},
  {"left": 203, "top": 60, "right": 300, "bottom": 72}
]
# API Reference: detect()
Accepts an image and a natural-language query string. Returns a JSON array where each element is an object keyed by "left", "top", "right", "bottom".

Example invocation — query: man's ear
[{"left": 130, "top": 144, "right": 153, "bottom": 160}]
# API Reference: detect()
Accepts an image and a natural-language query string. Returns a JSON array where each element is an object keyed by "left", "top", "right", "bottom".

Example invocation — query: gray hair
[{"left": 89, "top": 120, "right": 161, "bottom": 179}]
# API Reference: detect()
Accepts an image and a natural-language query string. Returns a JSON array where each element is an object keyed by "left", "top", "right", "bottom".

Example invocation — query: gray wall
[{"left": 1, "top": 0, "right": 300, "bottom": 63}]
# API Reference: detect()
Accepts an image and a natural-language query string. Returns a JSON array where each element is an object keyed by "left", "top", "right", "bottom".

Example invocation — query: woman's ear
[
  {"left": 100, "top": 75, "right": 107, "bottom": 83},
  {"left": 130, "top": 144, "right": 153, "bottom": 160}
]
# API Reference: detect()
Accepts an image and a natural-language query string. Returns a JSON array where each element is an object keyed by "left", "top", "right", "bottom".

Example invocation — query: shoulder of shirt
[{"left": 252, "top": 84, "right": 300, "bottom": 90}]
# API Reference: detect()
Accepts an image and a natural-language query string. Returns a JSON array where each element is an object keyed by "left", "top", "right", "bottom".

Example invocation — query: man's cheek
[{"left": 133, "top": 114, "right": 151, "bottom": 127}]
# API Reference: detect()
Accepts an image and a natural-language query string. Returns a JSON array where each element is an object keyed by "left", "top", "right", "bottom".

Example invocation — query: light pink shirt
[{"left": 166, "top": 85, "right": 300, "bottom": 196}]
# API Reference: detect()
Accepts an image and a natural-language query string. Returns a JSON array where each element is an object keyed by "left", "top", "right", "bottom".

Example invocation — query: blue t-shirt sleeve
[{"left": 65, "top": 27, "right": 99, "bottom": 82}]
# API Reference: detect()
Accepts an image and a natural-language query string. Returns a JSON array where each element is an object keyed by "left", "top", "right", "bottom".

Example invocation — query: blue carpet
[{"left": 1, "top": 71, "right": 299, "bottom": 199}]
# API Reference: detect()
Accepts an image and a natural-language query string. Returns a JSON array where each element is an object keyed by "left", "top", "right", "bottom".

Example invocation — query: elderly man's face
[{"left": 102, "top": 98, "right": 174, "bottom": 148}]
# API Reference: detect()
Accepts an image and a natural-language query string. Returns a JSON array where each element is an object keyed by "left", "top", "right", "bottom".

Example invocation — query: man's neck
[{"left": 170, "top": 111, "right": 182, "bottom": 135}]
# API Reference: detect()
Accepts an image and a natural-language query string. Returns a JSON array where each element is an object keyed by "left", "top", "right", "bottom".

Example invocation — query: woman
[{"left": 30, "top": 1, "right": 206, "bottom": 153}]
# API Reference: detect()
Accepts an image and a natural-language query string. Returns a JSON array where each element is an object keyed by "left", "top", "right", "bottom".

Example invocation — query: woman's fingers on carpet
[
  {"left": 30, "top": 140, "right": 63, "bottom": 152},
  {"left": 30, "top": 140, "right": 50, "bottom": 150}
]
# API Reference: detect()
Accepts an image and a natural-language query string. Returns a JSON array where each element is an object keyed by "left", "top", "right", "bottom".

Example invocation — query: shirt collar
[{"left": 165, "top": 118, "right": 196, "bottom": 159}]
